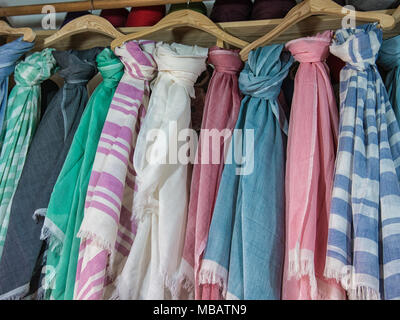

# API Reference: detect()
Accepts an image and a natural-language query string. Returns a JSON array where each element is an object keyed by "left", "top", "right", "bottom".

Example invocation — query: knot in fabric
[
  {"left": 0, "top": 37, "right": 35, "bottom": 80},
  {"left": 116, "top": 40, "right": 157, "bottom": 82},
  {"left": 239, "top": 44, "right": 293, "bottom": 100},
  {"left": 208, "top": 46, "right": 243, "bottom": 75},
  {"left": 330, "top": 23, "right": 382, "bottom": 71},
  {"left": 286, "top": 30, "right": 332, "bottom": 63},
  {"left": 53, "top": 47, "right": 102, "bottom": 85},
  {"left": 14, "top": 48, "right": 58, "bottom": 87},
  {"left": 378, "top": 34, "right": 400, "bottom": 71},
  {"left": 154, "top": 42, "right": 208, "bottom": 96},
  {"left": 96, "top": 48, "right": 124, "bottom": 88}
]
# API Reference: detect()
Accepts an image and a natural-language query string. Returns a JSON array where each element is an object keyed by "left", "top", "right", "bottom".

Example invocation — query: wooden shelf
[
  {"left": 2, "top": 10, "right": 400, "bottom": 50},
  {"left": 0, "top": 0, "right": 205, "bottom": 17}
]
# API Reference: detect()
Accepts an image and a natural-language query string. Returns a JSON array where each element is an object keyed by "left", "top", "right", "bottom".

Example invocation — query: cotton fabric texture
[
  {"left": 75, "top": 40, "right": 157, "bottom": 300},
  {"left": 0, "top": 49, "right": 57, "bottom": 262},
  {"left": 121, "top": 42, "right": 207, "bottom": 300},
  {"left": 200, "top": 45, "right": 293, "bottom": 300},
  {"left": 282, "top": 31, "right": 345, "bottom": 300},
  {"left": 178, "top": 47, "right": 243, "bottom": 300},
  {"left": 0, "top": 48, "right": 101, "bottom": 300},
  {"left": 0, "top": 37, "right": 34, "bottom": 135},
  {"left": 378, "top": 35, "right": 400, "bottom": 124},
  {"left": 42, "top": 48, "right": 122, "bottom": 300},
  {"left": 325, "top": 24, "right": 400, "bottom": 300}
]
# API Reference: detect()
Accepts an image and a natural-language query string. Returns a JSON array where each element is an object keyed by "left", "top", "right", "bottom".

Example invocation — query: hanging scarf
[
  {"left": 378, "top": 35, "right": 400, "bottom": 123},
  {"left": 325, "top": 24, "right": 400, "bottom": 300},
  {"left": 74, "top": 40, "right": 157, "bottom": 300},
  {"left": 121, "top": 42, "right": 207, "bottom": 300},
  {"left": 178, "top": 47, "right": 243, "bottom": 299},
  {"left": 42, "top": 48, "right": 123, "bottom": 300},
  {"left": 282, "top": 31, "right": 345, "bottom": 300},
  {"left": 0, "top": 37, "right": 34, "bottom": 136},
  {"left": 0, "top": 49, "right": 57, "bottom": 261},
  {"left": 0, "top": 48, "right": 102, "bottom": 300},
  {"left": 200, "top": 45, "right": 293, "bottom": 300}
]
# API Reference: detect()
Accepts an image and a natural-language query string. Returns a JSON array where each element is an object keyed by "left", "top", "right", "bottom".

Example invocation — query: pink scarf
[
  {"left": 178, "top": 47, "right": 243, "bottom": 299},
  {"left": 282, "top": 31, "right": 345, "bottom": 300},
  {"left": 74, "top": 40, "right": 157, "bottom": 300}
]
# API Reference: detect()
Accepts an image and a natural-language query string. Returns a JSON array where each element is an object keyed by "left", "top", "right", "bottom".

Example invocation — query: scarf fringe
[
  {"left": 348, "top": 286, "right": 380, "bottom": 300},
  {"left": 324, "top": 266, "right": 343, "bottom": 284},
  {"left": 288, "top": 247, "right": 318, "bottom": 300},
  {"left": 198, "top": 260, "right": 228, "bottom": 298},
  {"left": 40, "top": 222, "right": 63, "bottom": 256},
  {"left": 76, "top": 230, "right": 113, "bottom": 254},
  {"left": 175, "top": 273, "right": 195, "bottom": 300},
  {"left": 324, "top": 266, "right": 381, "bottom": 300},
  {"left": 0, "top": 284, "right": 29, "bottom": 300}
]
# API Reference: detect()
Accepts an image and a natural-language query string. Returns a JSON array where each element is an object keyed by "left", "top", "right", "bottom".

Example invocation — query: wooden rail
[
  {"left": 1, "top": 10, "right": 398, "bottom": 51},
  {"left": 0, "top": 0, "right": 204, "bottom": 17}
]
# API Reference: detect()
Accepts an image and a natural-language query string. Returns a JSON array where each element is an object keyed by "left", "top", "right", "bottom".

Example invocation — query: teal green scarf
[
  {"left": 43, "top": 48, "right": 123, "bottom": 300},
  {"left": 0, "top": 49, "right": 57, "bottom": 259}
]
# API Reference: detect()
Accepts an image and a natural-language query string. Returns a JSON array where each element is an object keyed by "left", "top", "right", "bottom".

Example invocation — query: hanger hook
[{"left": 90, "top": 0, "right": 95, "bottom": 13}]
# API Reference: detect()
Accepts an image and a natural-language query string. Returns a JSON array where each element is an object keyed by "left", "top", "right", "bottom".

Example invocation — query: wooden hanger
[
  {"left": 0, "top": 20, "right": 36, "bottom": 42},
  {"left": 392, "top": 4, "right": 400, "bottom": 24},
  {"left": 44, "top": 14, "right": 124, "bottom": 47},
  {"left": 239, "top": 0, "right": 396, "bottom": 61},
  {"left": 110, "top": 9, "right": 249, "bottom": 51}
]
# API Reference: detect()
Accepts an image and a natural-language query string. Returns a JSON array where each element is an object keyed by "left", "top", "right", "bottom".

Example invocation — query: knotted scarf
[
  {"left": 42, "top": 48, "right": 123, "bottom": 300},
  {"left": 178, "top": 47, "right": 243, "bottom": 300},
  {"left": 75, "top": 41, "right": 157, "bottom": 300},
  {"left": 0, "top": 37, "right": 34, "bottom": 135},
  {"left": 325, "top": 24, "right": 400, "bottom": 300},
  {"left": 0, "top": 49, "right": 57, "bottom": 262},
  {"left": 282, "top": 31, "right": 345, "bottom": 300},
  {"left": 123, "top": 42, "right": 207, "bottom": 300},
  {"left": 200, "top": 45, "right": 293, "bottom": 300}
]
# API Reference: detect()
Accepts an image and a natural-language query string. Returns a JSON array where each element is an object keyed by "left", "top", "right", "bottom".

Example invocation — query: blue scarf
[
  {"left": 325, "top": 23, "right": 400, "bottom": 300},
  {"left": 0, "top": 37, "right": 34, "bottom": 137},
  {"left": 200, "top": 45, "right": 293, "bottom": 300}
]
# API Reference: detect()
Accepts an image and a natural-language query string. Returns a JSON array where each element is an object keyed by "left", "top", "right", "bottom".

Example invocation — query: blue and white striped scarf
[{"left": 325, "top": 23, "right": 400, "bottom": 300}]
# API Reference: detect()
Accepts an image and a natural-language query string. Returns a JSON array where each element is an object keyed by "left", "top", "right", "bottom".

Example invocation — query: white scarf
[{"left": 117, "top": 42, "right": 208, "bottom": 299}]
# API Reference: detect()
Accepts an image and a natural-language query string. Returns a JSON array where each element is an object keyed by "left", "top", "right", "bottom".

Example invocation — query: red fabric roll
[
  {"left": 126, "top": 5, "right": 166, "bottom": 27},
  {"left": 100, "top": 8, "right": 129, "bottom": 27}
]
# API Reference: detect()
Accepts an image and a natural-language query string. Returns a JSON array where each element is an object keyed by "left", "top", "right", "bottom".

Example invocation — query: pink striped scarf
[
  {"left": 74, "top": 40, "right": 157, "bottom": 300},
  {"left": 282, "top": 31, "right": 345, "bottom": 300},
  {"left": 178, "top": 47, "right": 243, "bottom": 299}
]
